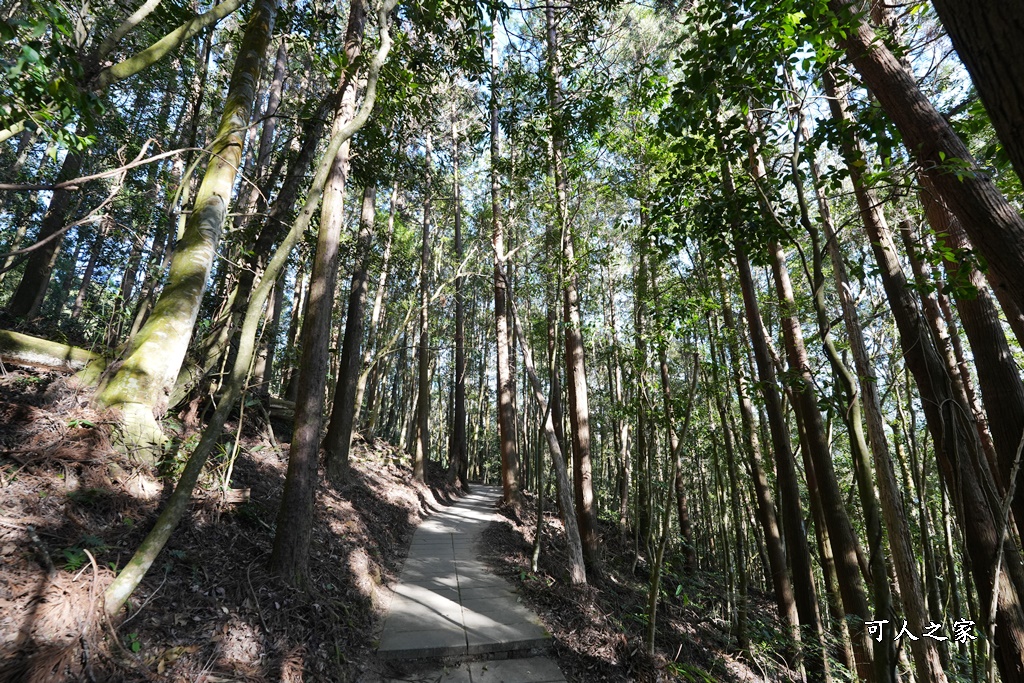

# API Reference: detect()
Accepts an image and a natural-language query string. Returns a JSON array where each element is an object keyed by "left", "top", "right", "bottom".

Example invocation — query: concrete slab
[
  {"left": 461, "top": 602, "right": 540, "bottom": 627},
  {"left": 378, "top": 625, "right": 467, "bottom": 659},
  {"left": 393, "top": 582, "right": 461, "bottom": 601},
  {"left": 454, "top": 560, "right": 490, "bottom": 572},
  {"left": 456, "top": 574, "right": 511, "bottom": 589},
  {"left": 378, "top": 485, "right": 552, "bottom": 662},
  {"left": 403, "top": 558, "right": 458, "bottom": 569},
  {"left": 468, "top": 658, "right": 566, "bottom": 682},
  {"left": 402, "top": 563, "right": 459, "bottom": 576},
  {"left": 465, "top": 622, "right": 550, "bottom": 654},
  {"left": 404, "top": 575, "right": 462, "bottom": 590},
  {"left": 455, "top": 564, "right": 503, "bottom": 579},
  {"left": 408, "top": 543, "right": 455, "bottom": 553},
  {"left": 384, "top": 609, "right": 463, "bottom": 634},
  {"left": 458, "top": 586, "right": 518, "bottom": 602}
]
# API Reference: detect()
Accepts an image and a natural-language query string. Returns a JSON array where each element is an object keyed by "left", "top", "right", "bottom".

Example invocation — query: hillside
[{"left": 0, "top": 366, "right": 797, "bottom": 682}]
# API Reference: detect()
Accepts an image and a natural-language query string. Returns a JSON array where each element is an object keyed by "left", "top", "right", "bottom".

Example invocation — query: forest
[{"left": 1, "top": 0, "right": 1024, "bottom": 681}]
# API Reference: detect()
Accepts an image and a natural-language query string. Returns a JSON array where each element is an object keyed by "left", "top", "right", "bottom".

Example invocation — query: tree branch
[{"left": 93, "top": 0, "right": 243, "bottom": 91}]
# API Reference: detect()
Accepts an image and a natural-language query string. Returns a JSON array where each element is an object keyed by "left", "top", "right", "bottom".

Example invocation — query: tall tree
[
  {"left": 714, "top": 266, "right": 799, "bottom": 662},
  {"left": 824, "top": 0, "right": 1024, "bottom": 317},
  {"left": 546, "top": 0, "right": 598, "bottom": 569},
  {"left": 822, "top": 67, "right": 1024, "bottom": 682},
  {"left": 491, "top": 16, "right": 522, "bottom": 507},
  {"left": 95, "top": 0, "right": 279, "bottom": 451},
  {"left": 736, "top": 243, "right": 828, "bottom": 682},
  {"left": 768, "top": 239, "right": 875, "bottom": 681},
  {"left": 413, "top": 133, "right": 433, "bottom": 483},
  {"left": 657, "top": 340, "right": 695, "bottom": 572},
  {"left": 323, "top": 182, "right": 378, "bottom": 481},
  {"left": 269, "top": 0, "right": 397, "bottom": 586},
  {"left": 450, "top": 107, "right": 469, "bottom": 490},
  {"left": 919, "top": 175, "right": 1024, "bottom": 545}
]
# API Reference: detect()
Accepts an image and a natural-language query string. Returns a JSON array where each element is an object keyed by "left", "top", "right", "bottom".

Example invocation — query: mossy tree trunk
[
  {"left": 4, "top": 0, "right": 244, "bottom": 320},
  {"left": 95, "top": 0, "right": 279, "bottom": 450}
]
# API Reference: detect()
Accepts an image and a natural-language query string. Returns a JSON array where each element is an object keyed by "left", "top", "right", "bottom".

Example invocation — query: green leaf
[{"left": 21, "top": 44, "right": 40, "bottom": 63}]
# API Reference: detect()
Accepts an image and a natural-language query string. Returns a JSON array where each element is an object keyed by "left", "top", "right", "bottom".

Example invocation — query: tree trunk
[
  {"left": 707, "top": 324, "right": 748, "bottom": 651},
  {"left": 70, "top": 221, "right": 106, "bottom": 319},
  {"left": 490, "top": 21, "right": 521, "bottom": 506},
  {"left": 645, "top": 355, "right": 698, "bottom": 655},
  {"left": 545, "top": 0, "right": 598, "bottom": 571},
  {"left": 282, "top": 266, "right": 306, "bottom": 402},
  {"left": 754, "top": 184, "right": 873, "bottom": 680},
  {"left": 920, "top": 174, "right": 1024, "bottom": 544},
  {"left": 815, "top": 71, "right": 950, "bottom": 680},
  {"left": 358, "top": 181, "right": 398, "bottom": 432},
  {"left": 657, "top": 343, "right": 696, "bottom": 572},
  {"left": 715, "top": 273, "right": 799, "bottom": 644},
  {"left": 634, "top": 236, "right": 652, "bottom": 552},
  {"left": 103, "top": 90, "right": 309, "bottom": 616},
  {"left": 413, "top": 134, "right": 433, "bottom": 483},
  {"left": 828, "top": 0, "right": 1024, "bottom": 318},
  {"left": 823, "top": 75, "right": 1024, "bottom": 679},
  {"left": 605, "top": 268, "right": 630, "bottom": 535},
  {"left": 735, "top": 243, "right": 828, "bottom": 682},
  {"left": 232, "top": 36, "right": 288, "bottom": 235},
  {"left": 6, "top": 0, "right": 239, "bottom": 320},
  {"left": 0, "top": 330, "right": 104, "bottom": 372},
  {"left": 269, "top": 0, "right": 396, "bottom": 586},
  {"left": 928, "top": 0, "right": 1024, "bottom": 188},
  {"left": 5, "top": 151, "right": 84, "bottom": 319},
  {"left": 450, "top": 111, "right": 468, "bottom": 490},
  {"left": 899, "top": 220, "right": 1002, "bottom": 486},
  {"left": 775, "top": 106, "right": 891, "bottom": 678},
  {"left": 503, "top": 263, "right": 586, "bottom": 585},
  {"left": 323, "top": 182, "right": 377, "bottom": 481},
  {"left": 95, "top": 0, "right": 279, "bottom": 449},
  {"left": 253, "top": 271, "right": 284, "bottom": 391}
]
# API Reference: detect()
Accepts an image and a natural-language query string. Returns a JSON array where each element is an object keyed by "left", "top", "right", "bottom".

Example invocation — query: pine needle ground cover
[{"left": 0, "top": 367, "right": 460, "bottom": 682}]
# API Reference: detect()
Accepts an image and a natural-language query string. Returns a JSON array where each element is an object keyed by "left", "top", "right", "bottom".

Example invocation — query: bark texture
[
  {"left": 324, "top": 183, "right": 377, "bottom": 481},
  {"left": 828, "top": 0, "right": 1024, "bottom": 317},
  {"left": 929, "top": 0, "right": 1024, "bottom": 186}
]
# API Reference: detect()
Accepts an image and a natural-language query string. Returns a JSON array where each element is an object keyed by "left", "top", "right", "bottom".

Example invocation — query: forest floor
[
  {"left": 0, "top": 364, "right": 799, "bottom": 682},
  {"left": 479, "top": 496, "right": 802, "bottom": 683}
]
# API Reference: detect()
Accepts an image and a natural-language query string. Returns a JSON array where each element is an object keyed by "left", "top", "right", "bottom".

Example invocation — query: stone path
[{"left": 377, "top": 485, "right": 566, "bottom": 682}]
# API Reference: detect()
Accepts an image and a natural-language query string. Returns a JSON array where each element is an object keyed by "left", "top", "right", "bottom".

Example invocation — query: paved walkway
[{"left": 377, "top": 485, "right": 565, "bottom": 682}]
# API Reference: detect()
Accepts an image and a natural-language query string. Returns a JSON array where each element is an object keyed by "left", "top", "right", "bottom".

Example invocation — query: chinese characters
[{"left": 864, "top": 619, "right": 977, "bottom": 643}]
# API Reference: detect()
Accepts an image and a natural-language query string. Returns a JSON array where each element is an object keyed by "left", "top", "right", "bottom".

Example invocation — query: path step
[
  {"left": 379, "top": 656, "right": 566, "bottom": 682},
  {"left": 377, "top": 486, "right": 565, "bottom": 681}
]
